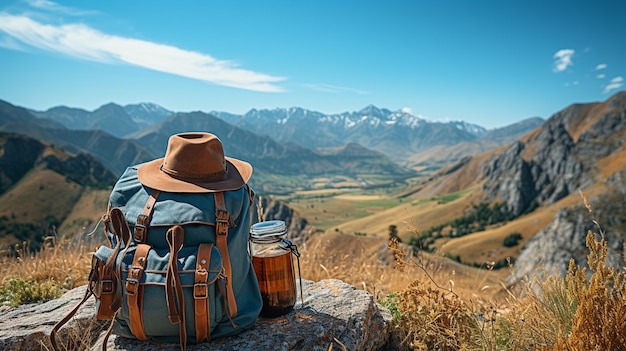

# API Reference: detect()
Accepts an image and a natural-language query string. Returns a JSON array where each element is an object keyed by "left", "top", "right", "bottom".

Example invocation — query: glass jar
[{"left": 250, "top": 220, "right": 297, "bottom": 318}]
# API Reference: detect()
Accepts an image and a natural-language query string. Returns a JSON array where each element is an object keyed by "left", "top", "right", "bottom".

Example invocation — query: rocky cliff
[
  {"left": 480, "top": 92, "right": 626, "bottom": 281},
  {"left": 481, "top": 92, "right": 625, "bottom": 216},
  {"left": 509, "top": 199, "right": 626, "bottom": 284},
  {"left": 260, "top": 196, "right": 311, "bottom": 244}
]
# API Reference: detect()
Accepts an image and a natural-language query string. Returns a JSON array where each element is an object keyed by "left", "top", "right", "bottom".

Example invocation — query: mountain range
[
  {"left": 1, "top": 100, "right": 418, "bottom": 194},
  {"left": 24, "top": 102, "right": 544, "bottom": 167},
  {"left": 1, "top": 92, "right": 624, "bottom": 284},
  {"left": 211, "top": 106, "right": 543, "bottom": 163}
]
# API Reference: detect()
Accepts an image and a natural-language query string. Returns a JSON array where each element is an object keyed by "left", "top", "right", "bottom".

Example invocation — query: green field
[{"left": 275, "top": 186, "right": 410, "bottom": 231}]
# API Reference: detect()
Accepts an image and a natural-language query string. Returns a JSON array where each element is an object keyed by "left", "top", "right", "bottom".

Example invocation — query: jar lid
[{"left": 250, "top": 220, "right": 287, "bottom": 243}]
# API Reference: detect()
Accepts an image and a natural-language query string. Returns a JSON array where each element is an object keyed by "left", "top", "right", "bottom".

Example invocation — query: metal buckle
[
  {"left": 101, "top": 279, "right": 114, "bottom": 294},
  {"left": 125, "top": 278, "right": 139, "bottom": 295},
  {"left": 134, "top": 225, "right": 146, "bottom": 242},
  {"left": 216, "top": 217, "right": 229, "bottom": 236},
  {"left": 194, "top": 283, "right": 208, "bottom": 299}
]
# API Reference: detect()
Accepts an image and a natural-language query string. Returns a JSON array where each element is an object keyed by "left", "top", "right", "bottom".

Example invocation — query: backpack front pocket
[{"left": 116, "top": 243, "right": 227, "bottom": 343}]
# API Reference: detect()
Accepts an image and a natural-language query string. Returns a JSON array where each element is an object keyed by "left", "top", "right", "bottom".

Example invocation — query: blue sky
[{"left": 0, "top": 0, "right": 624, "bottom": 129}]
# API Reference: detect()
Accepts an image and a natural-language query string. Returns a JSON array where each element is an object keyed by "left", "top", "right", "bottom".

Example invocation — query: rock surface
[{"left": 0, "top": 279, "right": 391, "bottom": 351}]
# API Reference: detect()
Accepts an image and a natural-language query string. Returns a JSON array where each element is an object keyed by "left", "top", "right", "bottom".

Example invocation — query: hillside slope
[{"left": 0, "top": 132, "right": 115, "bottom": 252}]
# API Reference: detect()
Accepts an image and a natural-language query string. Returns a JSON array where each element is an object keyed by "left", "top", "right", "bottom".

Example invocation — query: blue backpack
[{"left": 51, "top": 165, "right": 262, "bottom": 350}]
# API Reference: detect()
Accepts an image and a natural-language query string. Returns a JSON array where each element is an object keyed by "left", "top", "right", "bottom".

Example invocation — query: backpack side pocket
[{"left": 93, "top": 246, "right": 117, "bottom": 320}]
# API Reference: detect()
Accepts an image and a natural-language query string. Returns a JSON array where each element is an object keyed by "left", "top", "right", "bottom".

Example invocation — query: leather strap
[
  {"left": 166, "top": 225, "right": 187, "bottom": 350},
  {"left": 50, "top": 286, "right": 93, "bottom": 351},
  {"left": 194, "top": 243, "right": 213, "bottom": 343},
  {"left": 214, "top": 192, "right": 238, "bottom": 318},
  {"left": 95, "top": 207, "right": 131, "bottom": 319},
  {"left": 126, "top": 243, "right": 150, "bottom": 340},
  {"left": 134, "top": 189, "right": 160, "bottom": 242}
]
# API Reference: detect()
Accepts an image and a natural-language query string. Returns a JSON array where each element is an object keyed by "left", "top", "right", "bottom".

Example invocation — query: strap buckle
[
  {"left": 134, "top": 214, "right": 151, "bottom": 242},
  {"left": 126, "top": 278, "right": 139, "bottom": 295},
  {"left": 193, "top": 283, "right": 208, "bottom": 299},
  {"left": 126, "top": 265, "right": 143, "bottom": 295},
  {"left": 101, "top": 279, "right": 114, "bottom": 294}
]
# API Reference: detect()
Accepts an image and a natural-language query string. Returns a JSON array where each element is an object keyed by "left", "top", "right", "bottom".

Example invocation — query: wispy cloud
[
  {"left": 595, "top": 63, "right": 607, "bottom": 70},
  {"left": 604, "top": 76, "right": 624, "bottom": 94},
  {"left": 26, "top": 0, "right": 98, "bottom": 16},
  {"left": 303, "top": 83, "right": 368, "bottom": 95},
  {"left": 0, "top": 12, "right": 286, "bottom": 92},
  {"left": 596, "top": 74, "right": 606, "bottom": 79},
  {"left": 0, "top": 35, "right": 26, "bottom": 51},
  {"left": 553, "top": 49, "right": 574, "bottom": 72}
]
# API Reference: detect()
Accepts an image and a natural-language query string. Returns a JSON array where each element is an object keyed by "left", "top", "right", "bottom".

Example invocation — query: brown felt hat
[{"left": 137, "top": 132, "right": 252, "bottom": 193}]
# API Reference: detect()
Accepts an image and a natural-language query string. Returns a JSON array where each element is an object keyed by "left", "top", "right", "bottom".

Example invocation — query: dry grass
[
  {"left": 2, "top": 194, "right": 624, "bottom": 351},
  {"left": 362, "top": 191, "right": 626, "bottom": 351},
  {"left": 299, "top": 231, "right": 400, "bottom": 300},
  {"left": 42, "top": 317, "right": 108, "bottom": 351},
  {"left": 0, "top": 235, "right": 95, "bottom": 306},
  {"left": 382, "top": 226, "right": 626, "bottom": 351}
]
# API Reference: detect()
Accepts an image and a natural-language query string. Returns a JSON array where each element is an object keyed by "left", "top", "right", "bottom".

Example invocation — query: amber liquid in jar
[{"left": 252, "top": 251, "right": 296, "bottom": 317}]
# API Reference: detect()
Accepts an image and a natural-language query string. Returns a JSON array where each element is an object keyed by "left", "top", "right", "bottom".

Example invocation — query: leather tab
[
  {"left": 194, "top": 243, "right": 213, "bottom": 343},
  {"left": 126, "top": 244, "right": 150, "bottom": 340}
]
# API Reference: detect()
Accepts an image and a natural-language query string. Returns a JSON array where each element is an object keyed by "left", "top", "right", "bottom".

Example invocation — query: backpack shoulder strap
[
  {"left": 134, "top": 189, "right": 160, "bottom": 243},
  {"left": 126, "top": 243, "right": 150, "bottom": 341},
  {"left": 194, "top": 243, "right": 214, "bottom": 343},
  {"left": 214, "top": 191, "right": 238, "bottom": 319}
]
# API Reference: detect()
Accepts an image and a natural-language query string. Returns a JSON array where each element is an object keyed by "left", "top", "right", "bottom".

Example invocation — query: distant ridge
[
  {"left": 127, "top": 111, "right": 414, "bottom": 193},
  {"left": 2, "top": 100, "right": 156, "bottom": 174},
  {"left": 211, "top": 105, "right": 490, "bottom": 161},
  {"left": 30, "top": 102, "right": 173, "bottom": 138},
  {"left": 409, "top": 117, "right": 545, "bottom": 169},
  {"left": 27, "top": 99, "right": 543, "bottom": 170}
]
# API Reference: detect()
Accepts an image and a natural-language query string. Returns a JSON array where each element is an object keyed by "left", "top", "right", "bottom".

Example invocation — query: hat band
[{"left": 160, "top": 164, "right": 227, "bottom": 181}]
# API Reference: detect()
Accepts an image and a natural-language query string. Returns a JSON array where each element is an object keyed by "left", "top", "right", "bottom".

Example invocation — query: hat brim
[{"left": 137, "top": 156, "right": 252, "bottom": 193}]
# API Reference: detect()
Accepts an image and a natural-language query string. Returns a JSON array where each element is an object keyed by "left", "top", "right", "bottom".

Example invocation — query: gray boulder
[{"left": 0, "top": 279, "right": 391, "bottom": 351}]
